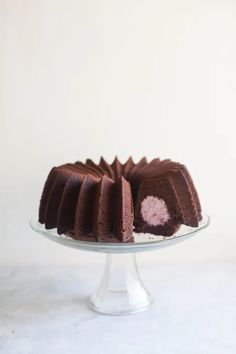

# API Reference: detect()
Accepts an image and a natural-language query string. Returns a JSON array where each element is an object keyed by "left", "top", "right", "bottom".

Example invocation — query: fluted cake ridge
[{"left": 39, "top": 157, "right": 202, "bottom": 242}]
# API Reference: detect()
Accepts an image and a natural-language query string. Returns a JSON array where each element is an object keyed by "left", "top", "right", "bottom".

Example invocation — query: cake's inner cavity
[{"left": 141, "top": 196, "right": 170, "bottom": 226}]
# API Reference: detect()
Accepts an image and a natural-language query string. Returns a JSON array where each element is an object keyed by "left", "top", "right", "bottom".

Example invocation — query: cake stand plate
[{"left": 30, "top": 212, "right": 210, "bottom": 316}]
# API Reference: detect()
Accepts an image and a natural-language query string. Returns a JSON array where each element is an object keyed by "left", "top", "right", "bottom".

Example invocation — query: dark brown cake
[{"left": 38, "top": 157, "right": 202, "bottom": 242}]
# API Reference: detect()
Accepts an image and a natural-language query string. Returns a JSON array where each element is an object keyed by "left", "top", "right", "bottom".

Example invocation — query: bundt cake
[{"left": 38, "top": 157, "right": 202, "bottom": 242}]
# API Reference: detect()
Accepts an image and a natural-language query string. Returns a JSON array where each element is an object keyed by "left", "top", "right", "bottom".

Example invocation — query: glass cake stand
[{"left": 30, "top": 212, "right": 210, "bottom": 316}]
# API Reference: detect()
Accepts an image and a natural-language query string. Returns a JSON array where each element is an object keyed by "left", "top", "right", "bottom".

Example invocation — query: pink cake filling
[{"left": 141, "top": 196, "right": 170, "bottom": 226}]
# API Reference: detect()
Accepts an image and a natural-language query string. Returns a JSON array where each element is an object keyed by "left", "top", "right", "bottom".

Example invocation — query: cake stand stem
[{"left": 89, "top": 253, "right": 152, "bottom": 315}]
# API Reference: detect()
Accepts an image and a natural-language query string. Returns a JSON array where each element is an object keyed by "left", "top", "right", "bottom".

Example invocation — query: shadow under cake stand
[{"left": 30, "top": 212, "right": 210, "bottom": 316}]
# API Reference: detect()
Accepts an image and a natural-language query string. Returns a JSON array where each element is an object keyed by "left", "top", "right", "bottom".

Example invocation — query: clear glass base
[
  {"left": 88, "top": 253, "right": 152, "bottom": 315},
  {"left": 30, "top": 212, "right": 210, "bottom": 316}
]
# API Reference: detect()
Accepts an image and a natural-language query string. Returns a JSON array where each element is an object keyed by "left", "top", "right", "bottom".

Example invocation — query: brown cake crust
[
  {"left": 92, "top": 176, "right": 114, "bottom": 241},
  {"left": 57, "top": 175, "right": 83, "bottom": 235}
]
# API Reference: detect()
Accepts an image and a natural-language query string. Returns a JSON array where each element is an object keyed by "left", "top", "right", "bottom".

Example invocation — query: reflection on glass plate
[{"left": 30, "top": 212, "right": 210, "bottom": 254}]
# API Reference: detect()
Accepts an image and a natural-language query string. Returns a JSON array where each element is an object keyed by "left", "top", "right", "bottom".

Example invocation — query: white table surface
[{"left": 1, "top": 263, "right": 236, "bottom": 354}]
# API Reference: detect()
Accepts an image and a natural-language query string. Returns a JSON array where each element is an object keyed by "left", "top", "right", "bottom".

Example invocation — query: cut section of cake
[
  {"left": 134, "top": 164, "right": 200, "bottom": 235},
  {"left": 113, "top": 177, "right": 134, "bottom": 242},
  {"left": 134, "top": 174, "right": 181, "bottom": 236}
]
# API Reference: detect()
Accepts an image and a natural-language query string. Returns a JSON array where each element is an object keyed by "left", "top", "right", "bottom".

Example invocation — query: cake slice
[{"left": 113, "top": 177, "right": 134, "bottom": 242}]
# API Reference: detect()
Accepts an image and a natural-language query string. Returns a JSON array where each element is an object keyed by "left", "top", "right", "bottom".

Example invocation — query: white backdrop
[{"left": 1, "top": 0, "right": 236, "bottom": 265}]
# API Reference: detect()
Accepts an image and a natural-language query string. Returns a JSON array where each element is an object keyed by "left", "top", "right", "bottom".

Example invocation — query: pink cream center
[{"left": 141, "top": 196, "right": 170, "bottom": 226}]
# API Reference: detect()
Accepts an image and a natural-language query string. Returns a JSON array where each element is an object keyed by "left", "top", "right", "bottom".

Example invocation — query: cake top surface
[{"left": 52, "top": 157, "right": 186, "bottom": 183}]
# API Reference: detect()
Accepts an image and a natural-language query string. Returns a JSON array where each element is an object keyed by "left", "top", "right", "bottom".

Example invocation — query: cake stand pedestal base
[
  {"left": 89, "top": 253, "right": 152, "bottom": 315},
  {"left": 30, "top": 212, "right": 210, "bottom": 316}
]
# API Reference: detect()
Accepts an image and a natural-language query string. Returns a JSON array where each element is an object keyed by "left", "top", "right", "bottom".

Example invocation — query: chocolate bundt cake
[{"left": 38, "top": 157, "right": 202, "bottom": 242}]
